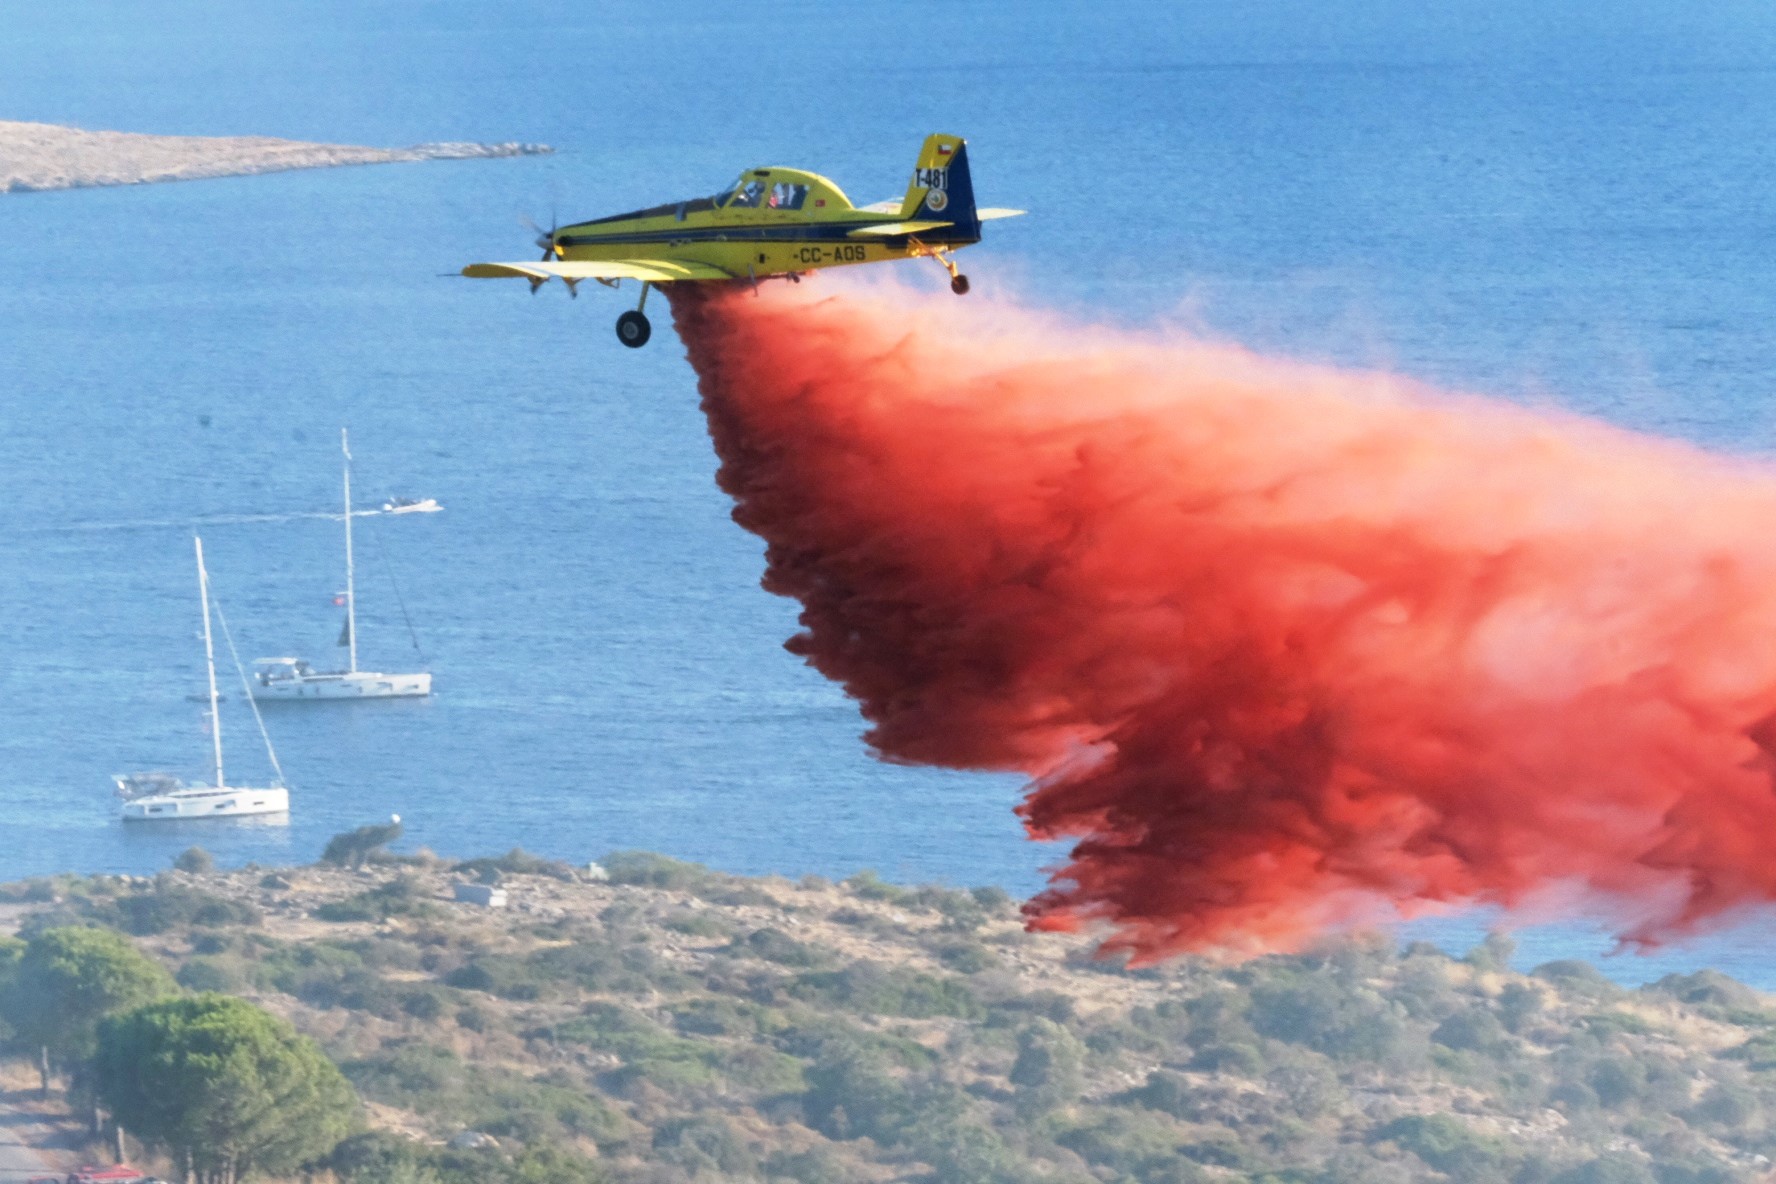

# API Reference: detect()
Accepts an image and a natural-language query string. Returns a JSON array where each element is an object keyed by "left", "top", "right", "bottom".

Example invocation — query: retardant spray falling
[{"left": 669, "top": 279, "right": 1776, "bottom": 962}]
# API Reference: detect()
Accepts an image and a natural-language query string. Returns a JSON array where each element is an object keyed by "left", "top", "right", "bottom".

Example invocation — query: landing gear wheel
[
  {"left": 616, "top": 310, "right": 652, "bottom": 348},
  {"left": 950, "top": 274, "right": 971, "bottom": 296}
]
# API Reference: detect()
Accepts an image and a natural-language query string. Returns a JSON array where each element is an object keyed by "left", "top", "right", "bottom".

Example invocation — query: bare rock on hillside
[{"left": 0, "top": 119, "right": 550, "bottom": 193}]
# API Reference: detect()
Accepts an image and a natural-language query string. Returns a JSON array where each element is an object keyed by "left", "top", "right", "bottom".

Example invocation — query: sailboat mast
[
  {"left": 342, "top": 427, "right": 358, "bottom": 674},
  {"left": 195, "top": 536, "right": 224, "bottom": 790}
]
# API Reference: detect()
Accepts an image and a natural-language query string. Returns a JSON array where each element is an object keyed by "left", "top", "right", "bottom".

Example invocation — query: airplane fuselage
[
  {"left": 463, "top": 135, "right": 1019, "bottom": 347},
  {"left": 549, "top": 166, "right": 979, "bottom": 282}
]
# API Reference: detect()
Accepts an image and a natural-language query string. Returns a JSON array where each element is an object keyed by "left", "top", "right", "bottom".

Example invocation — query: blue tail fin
[{"left": 900, "top": 134, "right": 979, "bottom": 241}]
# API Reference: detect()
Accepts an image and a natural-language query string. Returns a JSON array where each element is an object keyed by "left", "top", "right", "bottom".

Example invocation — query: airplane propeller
[{"left": 521, "top": 212, "right": 562, "bottom": 262}]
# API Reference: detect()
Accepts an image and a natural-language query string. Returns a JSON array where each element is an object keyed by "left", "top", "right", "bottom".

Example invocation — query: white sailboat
[
  {"left": 119, "top": 538, "right": 290, "bottom": 822},
  {"left": 250, "top": 429, "right": 432, "bottom": 701}
]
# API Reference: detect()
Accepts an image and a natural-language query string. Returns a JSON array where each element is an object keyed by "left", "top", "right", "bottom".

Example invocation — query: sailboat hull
[
  {"left": 121, "top": 786, "right": 290, "bottom": 821},
  {"left": 250, "top": 670, "right": 432, "bottom": 700}
]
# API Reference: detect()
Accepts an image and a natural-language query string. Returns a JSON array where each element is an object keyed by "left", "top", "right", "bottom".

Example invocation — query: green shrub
[
  {"left": 1498, "top": 982, "right": 1544, "bottom": 1033},
  {"left": 1009, "top": 1018, "right": 1084, "bottom": 1114},
  {"left": 843, "top": 870, "right": 913, "bottom": 905},
  {"left": 322, "top": 819, "right": 404, "bottom": 869},
  {"left": 554, "top": 1003, "right": 720, "bottom": 1094},
  {"left": 670, "top": 997, "right": 762, "bottom": 1037},
  {"left": 330, "top": 1131, "right": 433, "bottom": 1183},
  {"left": 402, "top": 990, "right": 445, "bottom": 1021},
  {"left": 1189, "top": 1041, "right": 1266, "bottom": 1074},
  {"left": 1534, "top": 960, "right": 1620, "bottom": 996},
  {"left": 475, "top": 1079, "right": 632, "bottom": 1148},
  {"left": 255, "top": 941, "right": 409, "bottom": 1015},
  {"left": 453, "top": 848, "right": 575, "bottom": 882},
  {"left": 652, "top": 1115, "right": 756, "bottom": 1178},
  {"left": 932, "top": 938, "right": 1000, "bottom": 974},
  {"left": 445, "top": 959, "right": 545, "bottom": 1001},
  {"left": 526, "top": 938, "right": 685, "bottom": 994},
  {"left": 969, "top": 885, "right": 1014, "bottom": 913},
  {"left": 315, "top": 876, "right": 435, "bottom": 923},
  {"left": 176, "top": 955, "right": 244, "bottom": 992},
  {"left": 803, "top": 1040, "right": 914, "bottom": 1141},
  {"left": 1432, "top": 1006, "right": 1511, "bottom": 1055},
  {"left": 719, "top": 1043, "right": 805, "bottom": 1094},
  {"left": 664, "top": 910, "right": 730, "bottom": 938},
  {"left": 1588, "top": 1055, "right": 1648, "bottom": 1109},
  {"left": 790, "top": 961, "right": 981, "bottom": 1019},
  {"left": 765, "top": 1146, "right": 866, "bottom": 1184},
  {"left": 733, "top": 926, "right": 827, "bottom": 967},
  {"left": 1644, "top": 970, "right": 1762, "bottom": 1014},
  {"left": 993, "top": 988, "right": 1075, "bottom": 1023},
  {"left": 1056, "top": 1109, "right": 1197, "bottom": 1178},
  {"left": 1550, "top": 1157, "right": 1658, "bottom": 1184},
  {"left": 601, "top": 850, "right": 711, "bottom": 890},
  {"left": 900, "top": 1089, "right": 1029, "bottom": 1184},
  {"left": 94, "top": 880, "right": 259, "bottom": 934},
  {"left": 172, "top": 847, "right": 214, "bottom": 874},
  {"left": 1250, "top": 975, "right": 1415, "bottom": 1065},
  {"left": 1373, "top": 1113, "right": 1505, "bottom": 1175},
  {"left": 1178, "top": 1131, "right": 1260, "bottom": 1170},
  {"left": 1125, "top": 1069, "right": 1195, "bottom": 1118}
]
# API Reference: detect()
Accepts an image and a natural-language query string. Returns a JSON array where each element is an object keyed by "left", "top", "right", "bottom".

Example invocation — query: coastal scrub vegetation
[{"left": 1, "top": 853, "right": 1775, "bottom": 1182}]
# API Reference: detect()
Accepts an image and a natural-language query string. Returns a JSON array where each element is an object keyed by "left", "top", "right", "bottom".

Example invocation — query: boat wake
[{"left": 16, "top": 506, "right": 418, "bottom": 538}]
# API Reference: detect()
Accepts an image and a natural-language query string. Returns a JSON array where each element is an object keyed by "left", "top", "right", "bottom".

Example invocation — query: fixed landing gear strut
[
  {"left": 616, "top": 282, "right": 652, "bottom": 348},
  {"left": 908, "top": 239, "right": 969, "bottom": 295}
]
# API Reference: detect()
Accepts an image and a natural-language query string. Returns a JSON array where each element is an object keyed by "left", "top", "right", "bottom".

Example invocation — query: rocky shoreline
[{"left": 0, "top": 119, "right": 550, "bottom": 193}]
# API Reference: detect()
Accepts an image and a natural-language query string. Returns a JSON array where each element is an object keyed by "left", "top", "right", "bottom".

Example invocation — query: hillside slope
[{"left": 6, "top": 852, "right": 1774, "bottom": 1184}]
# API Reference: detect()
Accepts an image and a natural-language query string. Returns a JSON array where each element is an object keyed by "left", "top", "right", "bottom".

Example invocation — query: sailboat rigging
[
  {"left": 116, "top": 537, "right": 290, "bottom": 822},
  {"left": 250, "top": 429, "right": 433, "bottom": 700}
]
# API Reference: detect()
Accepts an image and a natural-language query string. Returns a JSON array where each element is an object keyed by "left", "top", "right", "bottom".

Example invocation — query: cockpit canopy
[
  {"left": 712, "top": 168, "right": 851, "bottom": 213},
  {"left": 567, "top": 167, "right": 856, "bottom": 231}
]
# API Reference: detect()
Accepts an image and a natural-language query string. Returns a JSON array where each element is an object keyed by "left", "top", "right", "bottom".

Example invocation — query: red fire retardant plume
[{"left": 669, "top": 280, "right": 1776, "bottom": 961}]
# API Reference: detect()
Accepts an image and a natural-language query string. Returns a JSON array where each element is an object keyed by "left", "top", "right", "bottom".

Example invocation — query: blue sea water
[{"left": 7, "top": 0, "right": 1776, "bottom": 984}]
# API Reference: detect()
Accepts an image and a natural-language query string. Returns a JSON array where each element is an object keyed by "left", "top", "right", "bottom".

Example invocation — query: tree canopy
[
  {"left": 96, "top": 993, "right": 358, "bottom": 1184},
  {"left": 4, "top": 926, "right": 176, "bottom": 1071},
  {"left": 321, "top": 817, "right": 404, "bottom": 870}
]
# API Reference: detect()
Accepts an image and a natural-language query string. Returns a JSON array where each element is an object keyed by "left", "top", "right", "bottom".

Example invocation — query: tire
[
  {"left": 950, "top": 274, "right": 971, "bottom": 296},
  {"left": 616, "top": 310, "right": 652, "bottom": 348}
]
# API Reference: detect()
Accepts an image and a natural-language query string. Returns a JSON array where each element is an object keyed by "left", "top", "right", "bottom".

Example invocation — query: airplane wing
[
  {"left": 977, "top": 208, "right": 1027, "bottom": 220},
  {"left": 846, "top": 220, "right": 954, "bottom": 238},
  {"left": 460, "top": 259, "right": 732, "bottom": 283}
]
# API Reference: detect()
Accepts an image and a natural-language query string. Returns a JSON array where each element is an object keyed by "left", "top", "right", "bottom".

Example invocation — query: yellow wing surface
[{"left": 460, "top": 259, "right": 732, "bottom": 284}]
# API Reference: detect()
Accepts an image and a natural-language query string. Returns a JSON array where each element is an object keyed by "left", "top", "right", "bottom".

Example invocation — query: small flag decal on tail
[{"left": 937, "top": 144, "right": 953, "bottom": 155}]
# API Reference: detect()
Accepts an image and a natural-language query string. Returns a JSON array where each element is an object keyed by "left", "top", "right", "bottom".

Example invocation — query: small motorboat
[{"left": 381, "top": 496, "right": 441, "bottom": 514}]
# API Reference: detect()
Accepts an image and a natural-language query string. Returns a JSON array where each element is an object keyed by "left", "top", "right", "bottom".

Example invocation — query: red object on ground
[
  {"left": 672, "top": 279, "right": 1776, "bottom": 961},
  {"left": 68, "top": 1165, "right": 144, "bottom": 1184}
]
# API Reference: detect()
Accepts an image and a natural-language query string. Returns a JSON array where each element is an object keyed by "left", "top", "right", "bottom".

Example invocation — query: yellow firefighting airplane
[{"left": 461, "top": 134, "right": 1023, "bottom": 347}]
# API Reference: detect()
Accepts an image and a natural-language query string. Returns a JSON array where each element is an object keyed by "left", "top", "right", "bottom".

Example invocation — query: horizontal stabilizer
[
  {"left": 976, "top": 208, "right": 1027, "bottom": 221},
  {"left": 460, "top": 259, "right": 731, "bottom": 283},
  {"left": 846, "top": 220, "right": 954, "bottom": 238}
]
